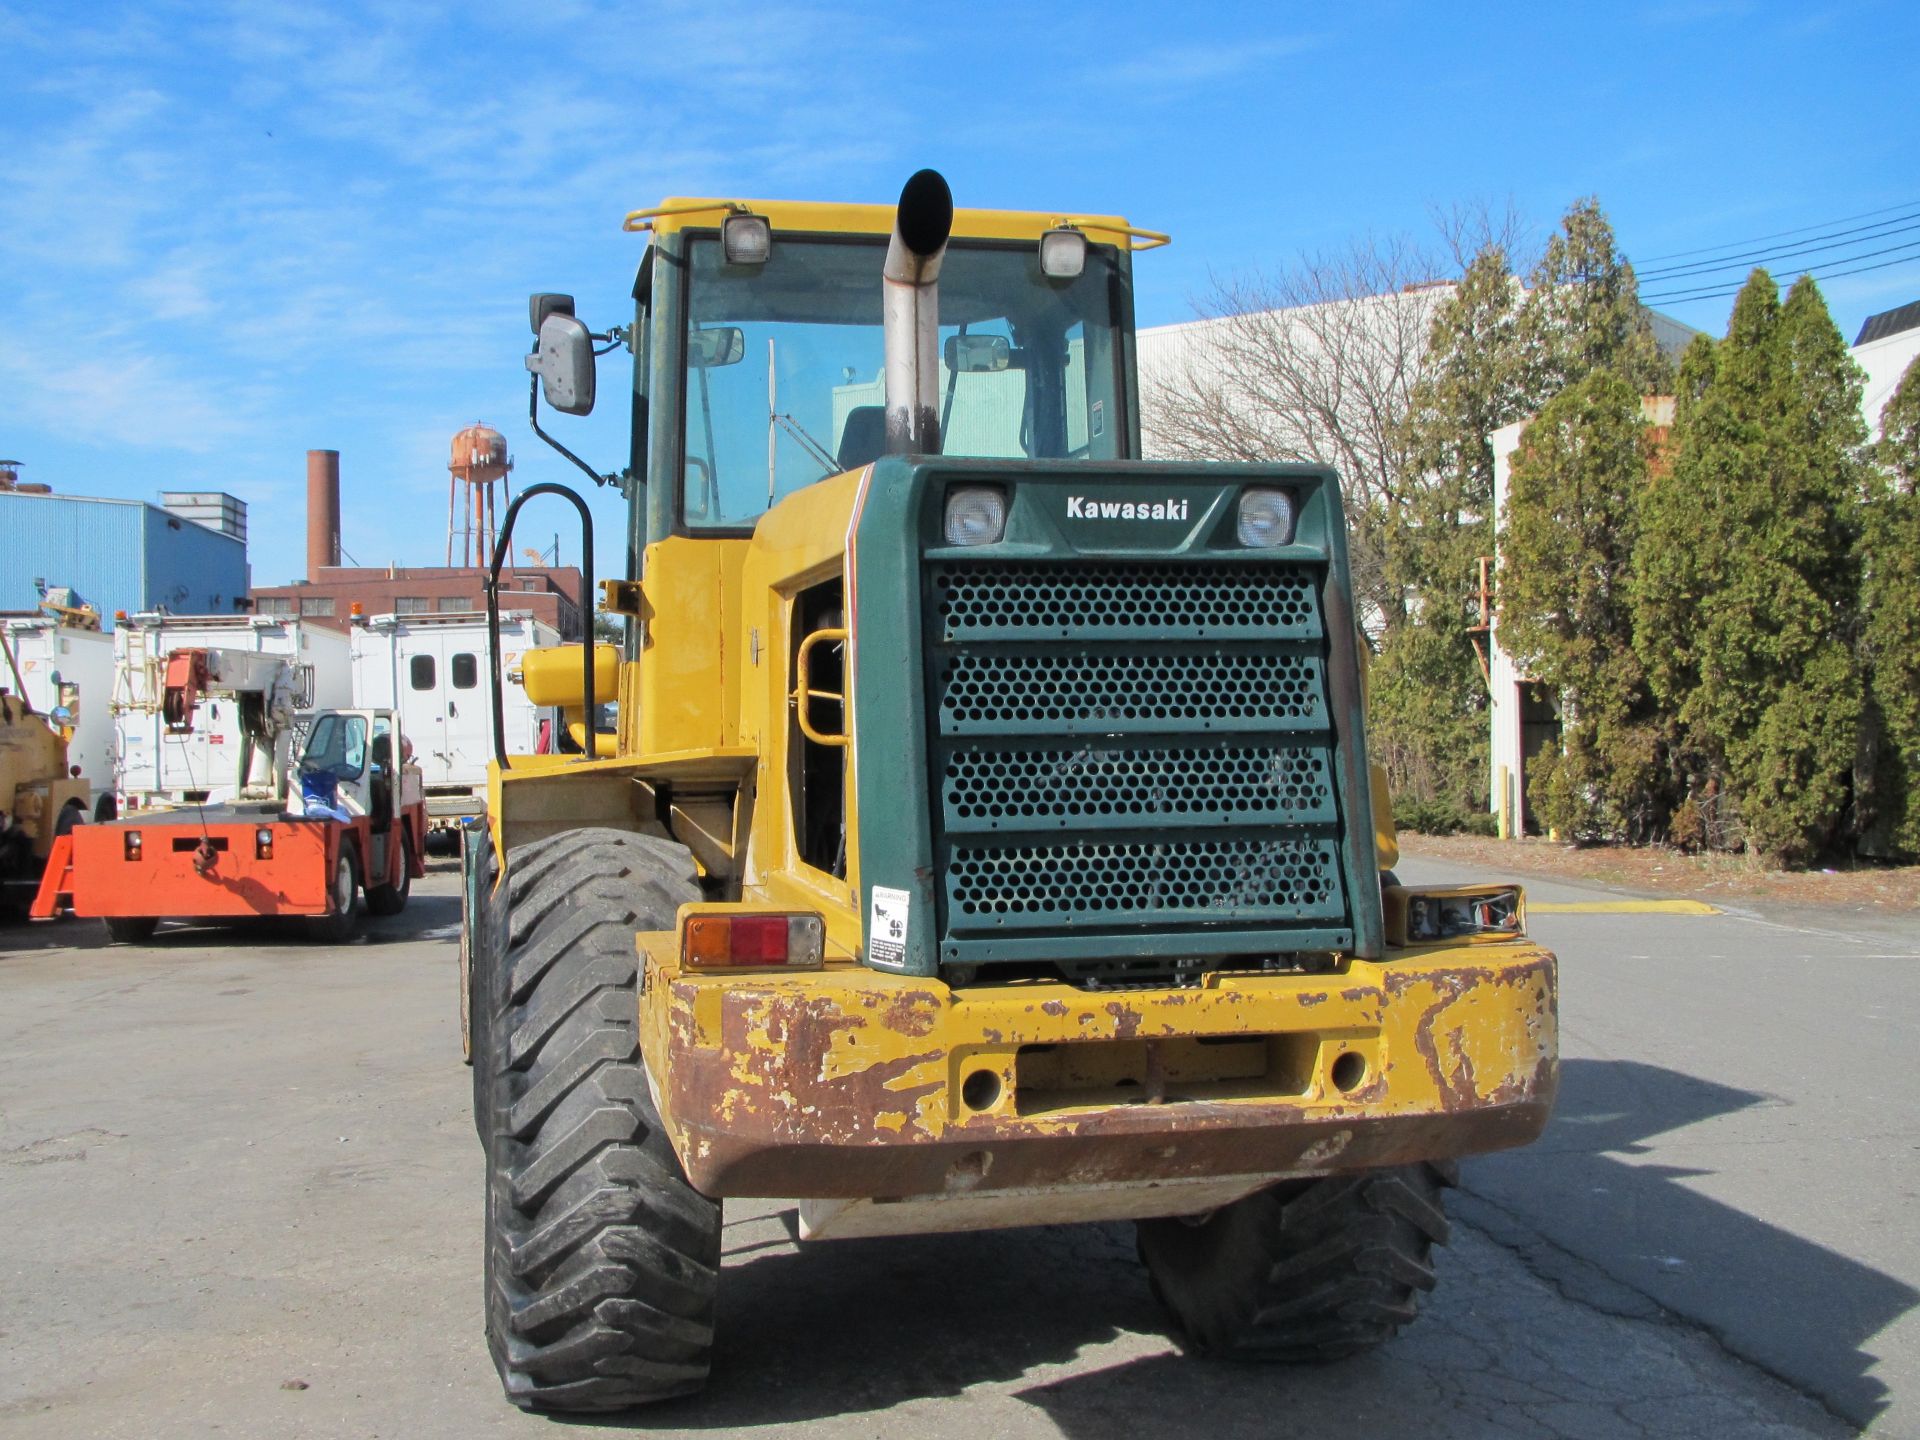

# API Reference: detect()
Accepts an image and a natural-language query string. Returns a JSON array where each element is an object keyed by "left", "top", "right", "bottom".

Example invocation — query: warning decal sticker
[{"left": 867, "top": 885, "right": 911, "bottom": 970}]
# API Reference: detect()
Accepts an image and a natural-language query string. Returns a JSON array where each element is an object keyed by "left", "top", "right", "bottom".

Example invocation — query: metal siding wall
[
  {"left": 140, "top": 507, "right": 250, "bottom": 615},
  {"left": 0, "top": 495, "right": 147, "bottom": 622}
]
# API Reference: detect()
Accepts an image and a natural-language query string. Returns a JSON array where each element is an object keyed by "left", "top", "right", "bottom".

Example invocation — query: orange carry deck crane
[{"left": 34, "top": 652, "right": 426, "bottom": 941}]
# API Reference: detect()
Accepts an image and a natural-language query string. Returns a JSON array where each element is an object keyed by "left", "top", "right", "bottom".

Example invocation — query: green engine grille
[{"left": 924, "top": 558, "right": 1353, "bottom": 967}]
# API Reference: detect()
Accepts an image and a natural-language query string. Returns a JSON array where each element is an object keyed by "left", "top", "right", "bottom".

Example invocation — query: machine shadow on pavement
[
  {"left": 551, "top": 1221, "right": 1157, "bottom": 1429},
  {"left": 1462, "top": 1057, "right": 1916, "bottom": 1431}
]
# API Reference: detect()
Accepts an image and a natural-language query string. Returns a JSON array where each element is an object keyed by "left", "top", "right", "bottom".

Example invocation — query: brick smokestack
[{"left": 306, "top": 450, "right": 340, "bottom": 579}]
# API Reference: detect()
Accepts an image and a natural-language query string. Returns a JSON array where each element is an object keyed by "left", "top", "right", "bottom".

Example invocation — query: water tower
[{"left": 447, "top": 423, "right": 513, "bottom": 566}]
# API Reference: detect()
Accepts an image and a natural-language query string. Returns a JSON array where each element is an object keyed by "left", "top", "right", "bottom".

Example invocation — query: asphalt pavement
[
  {"left": 0, "top": 854, "right": 1908, "bottom": 1438},
  {"left": 1397, "top": 851, "right": 1920, "bottom": 1438}
]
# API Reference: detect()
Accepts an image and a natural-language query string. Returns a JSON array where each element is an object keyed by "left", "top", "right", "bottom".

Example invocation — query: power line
[
  {"left": 1642, "top": 241, "right": 1920, "bottom": 305},
  {"left": 1637, "top": 199, "right": 1920, "bottom": 264},
  {"left": 1638, "top": 214, "right": 1920, "bottom": 281}
]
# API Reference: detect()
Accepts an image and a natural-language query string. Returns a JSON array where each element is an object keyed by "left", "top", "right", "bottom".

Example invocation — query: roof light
[
  {"left": 722, "top": 213, "right": 772, "bottom": 266},
  {"left": 683, "top": 912, "right": 825, "bottom": 970},
  {"left": 1039, "top": 227, "right": 1087, "bottom": 279}
]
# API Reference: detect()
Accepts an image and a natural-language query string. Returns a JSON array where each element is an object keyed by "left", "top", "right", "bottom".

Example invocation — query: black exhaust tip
[{"left": 896, "top": 169, "right": 953, "bottom": 259}]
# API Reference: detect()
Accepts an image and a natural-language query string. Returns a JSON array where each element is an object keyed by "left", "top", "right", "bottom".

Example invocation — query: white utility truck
[
  {"left": 113, "top": 613, "right": 351, "bottom": 811},
  {"left": 348, "top": 610, "right": 559, "bottom": 835},
  {"left": 2, "top": 614, "right": 116, "bottom": 817}
]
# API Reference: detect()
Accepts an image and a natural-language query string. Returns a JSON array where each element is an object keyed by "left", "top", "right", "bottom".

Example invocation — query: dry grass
[{"left": 1398, "top": 832, "right": 1920, "bottom": 911}]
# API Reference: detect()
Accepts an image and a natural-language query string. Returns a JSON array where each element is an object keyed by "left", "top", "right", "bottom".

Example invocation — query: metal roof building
[{"left": 0, "top": 487, "right": 250, "bottom": 625}]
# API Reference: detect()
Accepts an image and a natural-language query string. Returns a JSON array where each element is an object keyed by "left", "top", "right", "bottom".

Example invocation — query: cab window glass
[{"left": 301, "top": 714, "right": 368, "bottom": 779}]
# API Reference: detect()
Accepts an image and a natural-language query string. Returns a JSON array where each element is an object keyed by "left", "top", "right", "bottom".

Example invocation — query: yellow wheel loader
[{"left": 463, "top": 170, "right": 1557, "bottom": 1412}]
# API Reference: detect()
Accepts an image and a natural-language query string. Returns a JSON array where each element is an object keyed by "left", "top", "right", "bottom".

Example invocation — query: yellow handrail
[
  {"left": 792, "top": 628, "right": 849, "bottom": 748},
  {"left": 1054, "top": 217, "right": 1172, "bottom": 251},
  {"left": 623, "top": 200, "right": 748, "bottom": 233}
]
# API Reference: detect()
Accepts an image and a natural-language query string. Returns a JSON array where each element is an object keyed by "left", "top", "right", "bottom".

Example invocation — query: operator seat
[{"left": 836, "top": 406, "right": 886, "bottom": 472}]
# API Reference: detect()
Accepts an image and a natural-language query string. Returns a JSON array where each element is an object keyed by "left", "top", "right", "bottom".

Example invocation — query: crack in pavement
[{"left": 1454, "top": 1182, "right": 1859, "bottom": 1436}]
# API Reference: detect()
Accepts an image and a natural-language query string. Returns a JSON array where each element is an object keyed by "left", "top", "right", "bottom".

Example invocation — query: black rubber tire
[
  {"left": 478, "top": 827, "right": 718, "bottom": 1412},
  {"left": 307, "top": 848, "right": 362, "bottom": 943},
  {"left": 365, "top": 833, "right": 414, "bottom": 916},
  {"left": 94, "top": 794, "right": 119, "bottom": 823},
  {"left": 1137, "top": 1161, "right": 1456, "bottom": 1361},
  {"left": 55, "top": 800, "right": 85, "bottom": 838},
  {"left": 103, "top": 916, "right": 159, "bottom": 945}
]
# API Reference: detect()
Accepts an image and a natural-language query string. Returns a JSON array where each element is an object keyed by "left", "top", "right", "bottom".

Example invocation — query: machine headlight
[
  {"left": 1236, "top": 487, "right": 1298, "bottom": 547},
  {"left": 943, "top": 486, "right": 1007, "bottom": 547},
  {"left": 721, "top": 212, "right": 771, "bottom": 265},
  {"left": 1039, "top": 227, "right": 1087, "bottom": 279}
]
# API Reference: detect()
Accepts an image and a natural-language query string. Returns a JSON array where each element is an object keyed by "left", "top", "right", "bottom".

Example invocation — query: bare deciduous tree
[{"left": 1140, "top": 205, "right": 1536, "bottom": 632}]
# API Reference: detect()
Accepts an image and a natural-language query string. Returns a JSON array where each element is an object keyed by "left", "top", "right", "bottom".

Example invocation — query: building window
[
  {"left": 300, "top": 597, "right": 335, "bottom": 618},
  {"left": 394, "top": 596, "right": 430, "bottom": 615},
  {"left": 520, "top": 578, "right": 540, "bottom": 592},
  {"left": 410, "top": 655, "right": 436, "bottom": 690},
  {"left": 256, "top": 595, "right": 294, "bottom": 615},
  {"left": 437, "top": 596, "right": 471, "bottom": 612},
  {"left": 451, "top": 653, "right": 478, "bottom": 689}
]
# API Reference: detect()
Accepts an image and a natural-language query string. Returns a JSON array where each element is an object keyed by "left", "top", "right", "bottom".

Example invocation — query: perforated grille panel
[
  {"left": 935, "top": 648, "right": 1328, "bottom": 735},
  {"left": 942, "top": 742, "right": 1337, "bottom": 832},
  {"left": 923, "top": 553, "right": 1354, "bottom": 967},
  {"left": 946, "top": 837, "right": 1345, "bottom": 926},
  {"left": 931, "top": 562, "right": 1323, "bottom": 641}
]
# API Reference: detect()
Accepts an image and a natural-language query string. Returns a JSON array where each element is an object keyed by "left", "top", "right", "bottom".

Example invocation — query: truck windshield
[
  {"left": 680, "top": 236, "right": 1125, "bottom": 530},
  {"left": 301, "top": 713, "right": 367, "bottom": 779}
]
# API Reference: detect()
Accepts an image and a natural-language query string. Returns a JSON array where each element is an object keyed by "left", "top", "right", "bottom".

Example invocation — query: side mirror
[
  {"left": 526, "top": 312, "right": 596, "bottom": 416},
  {"left": 944, "top": 333, "right": 1012, "bottom": 374},
  {"left": 688, "top": 326, "right": 746, "bottom": 369}
]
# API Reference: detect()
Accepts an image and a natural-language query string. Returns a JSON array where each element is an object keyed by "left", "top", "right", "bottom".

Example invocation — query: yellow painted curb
[{"left": 1529, "top": 899, "right": 1722, "bottom": 915}]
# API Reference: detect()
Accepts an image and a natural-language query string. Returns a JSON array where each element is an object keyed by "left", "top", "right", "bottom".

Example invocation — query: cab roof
[{"left": 627, "top": 198, "right": 1161, "bottom": 249}]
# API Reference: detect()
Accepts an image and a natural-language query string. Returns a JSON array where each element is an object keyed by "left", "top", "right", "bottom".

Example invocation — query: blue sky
[{"left": 3, "top": 0, "right": 1915, "bottom": 590}]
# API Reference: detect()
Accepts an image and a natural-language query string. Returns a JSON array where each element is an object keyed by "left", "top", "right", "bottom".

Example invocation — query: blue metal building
[{"left": 0, "top": 490, "right": 250, "bottom": 625}]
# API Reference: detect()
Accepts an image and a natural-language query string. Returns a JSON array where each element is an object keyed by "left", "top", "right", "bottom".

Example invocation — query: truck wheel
[
  {"left": 308, "top": 849, "right": 362, "bottom": 942},
  {"left": 1137, "top": 1162, "right": 1455, "bottom": 1361},
  {"left": 365, "top": 834, "right": 414, "bottom": 916},
  {"left": 477, "top": 827, "right": 717, "bottom": 1412},
  {"left": 103, "top": 917, "right": 159, "bottom": 945}
]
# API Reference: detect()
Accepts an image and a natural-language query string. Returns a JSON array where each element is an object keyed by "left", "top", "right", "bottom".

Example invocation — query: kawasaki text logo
[{"left": 1065, "top": 496, "right": 1189, "bottom": 521}]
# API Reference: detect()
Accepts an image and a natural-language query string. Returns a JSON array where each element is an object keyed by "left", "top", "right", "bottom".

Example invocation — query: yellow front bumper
[{"left": 638, "top": 940, "right": 1556, "bottom": 1200}]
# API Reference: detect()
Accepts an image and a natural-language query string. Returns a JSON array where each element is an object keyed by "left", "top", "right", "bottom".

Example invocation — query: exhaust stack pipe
[{"left": 883, "top": 169, "right": 954, "bottom": 456}]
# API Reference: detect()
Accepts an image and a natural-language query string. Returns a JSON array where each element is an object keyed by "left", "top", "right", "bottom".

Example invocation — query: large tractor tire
[
  {"left": 1137, "top": 1162, "right": 1455, "bottom": 1361},
  {"left": 476, "top": 827, "right": 718, "bottom": 1412}
]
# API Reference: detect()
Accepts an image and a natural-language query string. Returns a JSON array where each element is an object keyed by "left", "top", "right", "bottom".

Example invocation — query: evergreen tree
[
  {"left": 1519, "top": 197, "right": 1671, "bottom": 399},
  {"left": 1632, "top": 271, "right": 1866, "bottom": 863},
  {"left": 1861, "top": 355, "right": 1920, "bottom": 856},
  {"left": 1373, "top": 246, "right": 1529, "bottom": 813},
  {"left": 1499, "top": 369, "right": 1665, "bottom": 839}
]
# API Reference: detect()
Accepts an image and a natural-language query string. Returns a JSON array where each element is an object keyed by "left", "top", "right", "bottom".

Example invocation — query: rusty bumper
[{"left": 638, "top": 940, "right": 1557, "bottom": 1201}]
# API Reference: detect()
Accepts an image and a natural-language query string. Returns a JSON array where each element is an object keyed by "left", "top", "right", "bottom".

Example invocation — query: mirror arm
[{"left": 527, "top": 376, "right": 617, "bottom": 490}]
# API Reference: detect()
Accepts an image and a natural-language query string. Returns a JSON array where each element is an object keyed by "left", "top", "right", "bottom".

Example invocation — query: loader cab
[{"left": 618, "top": 202, "right": 1149, "bottom": 557}]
